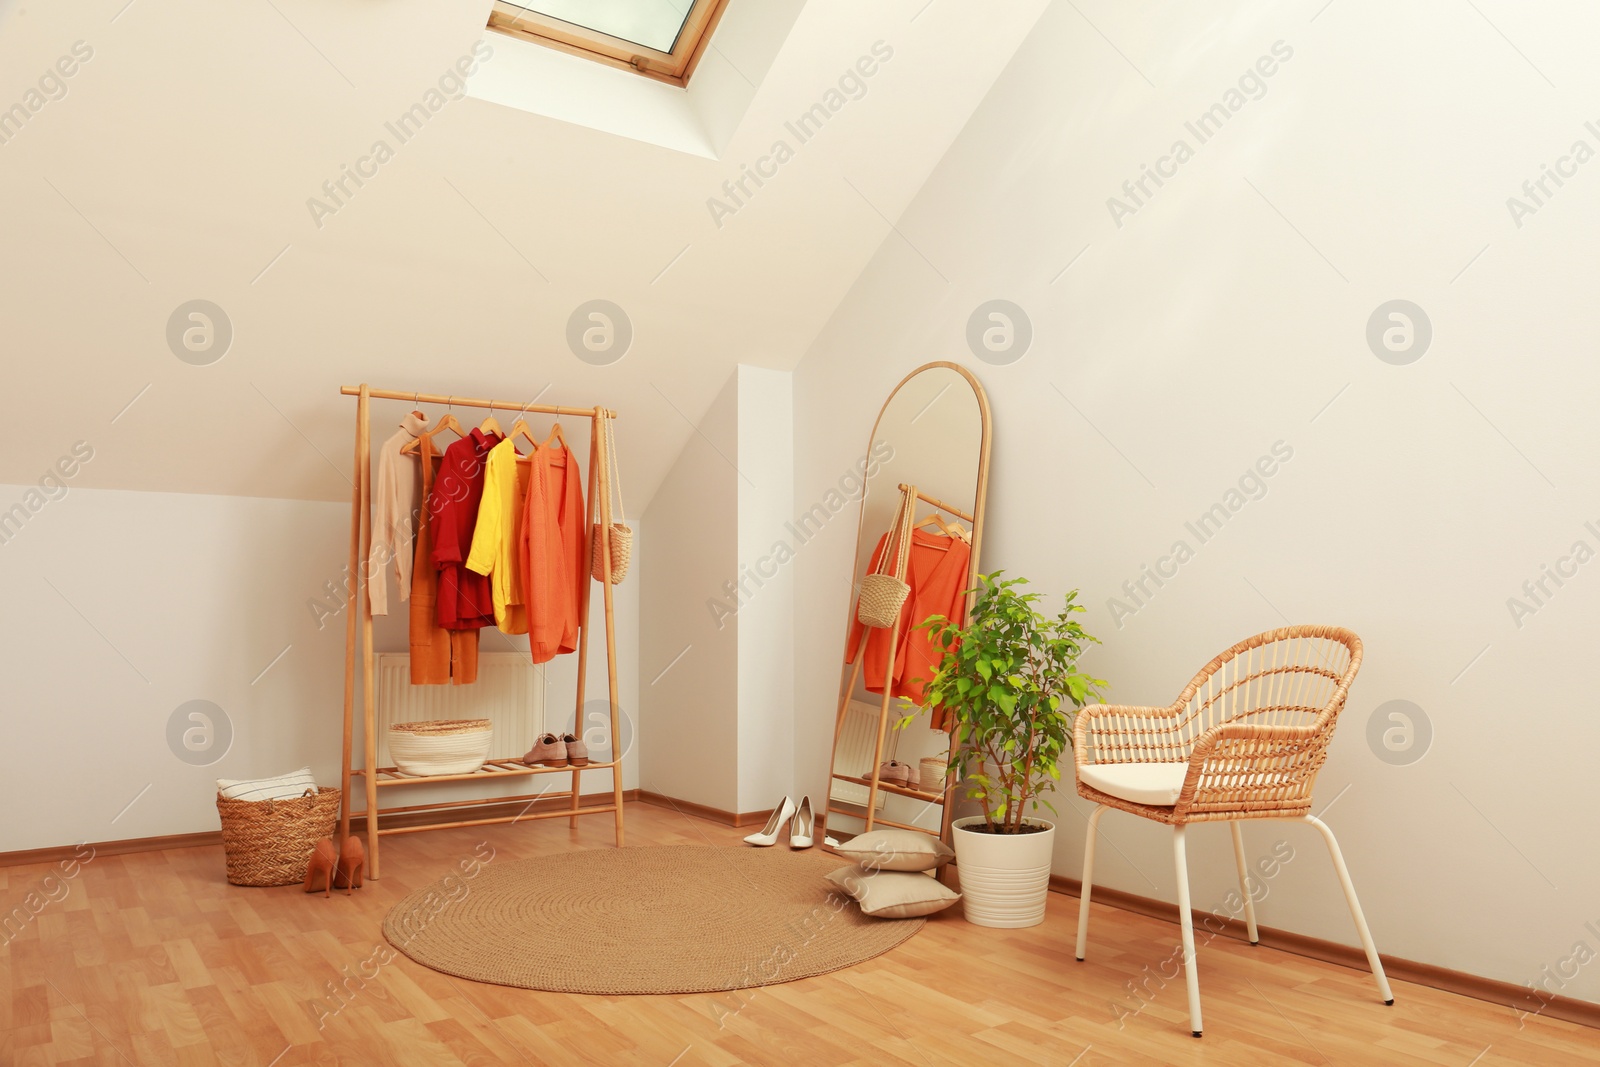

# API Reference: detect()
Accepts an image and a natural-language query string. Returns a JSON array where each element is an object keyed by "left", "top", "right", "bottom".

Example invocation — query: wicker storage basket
[
  {"left": 216, "top": 786, "right": 341, "bottom": 887},
  {"left": 920, "top": 757, "right": 948, "bottom": 793},
  {"left": 388, "top": 718, "right": 493, "bottom": 776}
]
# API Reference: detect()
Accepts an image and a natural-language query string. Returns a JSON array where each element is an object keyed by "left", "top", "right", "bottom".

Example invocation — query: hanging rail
[
  {"left": 340, "top": 385, "right": 615, "bottom": 420},
  {"left": 896, "top": 483, "right": 974, "bottom": 523}
]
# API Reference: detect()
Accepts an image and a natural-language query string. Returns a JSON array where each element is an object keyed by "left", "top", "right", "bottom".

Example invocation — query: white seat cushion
[{"left": 1078, "top": 762, "right": 1188, "bottom": 806}]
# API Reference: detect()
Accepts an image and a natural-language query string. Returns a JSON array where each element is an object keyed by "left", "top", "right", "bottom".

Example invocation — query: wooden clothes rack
[
  {"left": 337, "top": 385, "right": 626, "bottom": 879},
  {"left": 826, "top": 484, "right": 973, "bottom": 843}
]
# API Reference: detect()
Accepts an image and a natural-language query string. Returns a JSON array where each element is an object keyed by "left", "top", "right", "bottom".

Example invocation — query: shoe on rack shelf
[
  {"left": 877, "top": 760, "right": 919, "bottom": 788},
  {"left": 523, "top": 733, "right": 568, "bottom": 767},
  {"left": 743, "top": 796, "right": 797, "bottom": 847},
  {"left": 561, "top": 733, "right": 590, "bottom": 767}
]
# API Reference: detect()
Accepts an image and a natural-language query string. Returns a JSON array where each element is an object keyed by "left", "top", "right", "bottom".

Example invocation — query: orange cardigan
[
  {"left": 518, "top": 443, "right": 586, "bottom": 664},
  {"left": 846, "top": 527, "right": 972, "bottom": 728}
]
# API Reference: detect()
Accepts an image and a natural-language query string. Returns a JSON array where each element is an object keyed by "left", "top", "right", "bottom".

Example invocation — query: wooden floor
[{"left": 2, "top": 803, "right": 1592, "bottom": 1066}]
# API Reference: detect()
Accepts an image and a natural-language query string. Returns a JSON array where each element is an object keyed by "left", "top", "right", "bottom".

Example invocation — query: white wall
[
  {"left": 640, "top": 373, "right": 740, "bottom": 811},
  {"left": 0, "top": 466, "right": 640, "bottom": 851},
  {"left": 792, "top": 0, "right": 1600, "bottom": 1005},
  {"left": 0, "top": 482, "right": 347, "bottom": 851},
  {"left": 0, "top": 0, "right": 1047, "bottom": 519},
  {"left": 735, "top": 366, "right": 795, "bottom": 811},
  {"left": 639, "top": 364, "right": 800, "bottom": 816}
]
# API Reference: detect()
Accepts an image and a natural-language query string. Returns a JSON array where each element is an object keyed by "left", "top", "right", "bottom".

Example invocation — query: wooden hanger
[
  {"left": 912, "top": 514, "right": 955, "bottom": 548},
  {"left": 915, "top": 512, "right": 969, "bottom": 545},
  {"left": 508, "top": 406, "right": 538, "bottom": 450},
  {"left": 504, "top": 400, "right": 541, "bottom": 458},
  {"left": 542, "top": 419, "right": 567, "bottom": 451},
  {"left": 400, "top": 396, "right": 465, "bottom": 455},
  {"left": 479, "top": 400, "right": 503, "bottom": 437}
]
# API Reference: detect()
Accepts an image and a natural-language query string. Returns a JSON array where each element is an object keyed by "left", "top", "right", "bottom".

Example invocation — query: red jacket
[{"left": 429, "top": 428, "right": 501, "bottom": 630}]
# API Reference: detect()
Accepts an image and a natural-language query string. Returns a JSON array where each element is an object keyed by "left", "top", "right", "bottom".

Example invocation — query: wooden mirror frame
[{"left": 823, "top": 361, "right": 992, "bottom": 847}]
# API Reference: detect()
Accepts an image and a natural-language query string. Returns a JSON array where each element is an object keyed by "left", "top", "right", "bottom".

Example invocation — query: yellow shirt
[{"left": 464, "top": 438, "right": 530, "bottom": 635}]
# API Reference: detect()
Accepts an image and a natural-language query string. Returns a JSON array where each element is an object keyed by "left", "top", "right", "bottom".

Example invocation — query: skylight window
[{"left": 489, "top": 0, "right": 731, "bottom": 86}]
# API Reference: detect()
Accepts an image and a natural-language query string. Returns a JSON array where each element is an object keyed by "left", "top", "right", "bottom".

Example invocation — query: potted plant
[{"left": 906, "top": 572, "right": 1107, "bottom": 928}]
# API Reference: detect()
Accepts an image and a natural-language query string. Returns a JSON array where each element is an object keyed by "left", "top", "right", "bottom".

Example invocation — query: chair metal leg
[
  {"left": 1074, "top": 805, "right": 1106, "bottom": 961},
  {"left": 1304, "top": 815, "right": 1394, "bottom": 1005},
  {"left": 1173, "top": 824, "right": 1203, "bottom": 1037},
  {"left": 1229, "top": 821, "right": 1260, "bottom": 945}
]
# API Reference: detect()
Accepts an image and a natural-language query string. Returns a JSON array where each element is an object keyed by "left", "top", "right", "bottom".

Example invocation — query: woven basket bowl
[
  {"left": 216, "top": 786, "right": 341, "bottom": 887},
  {"left": 389, "top": 719, "right": 493, "bottom": 776},
  {"left": 919, "top": 757, "right": 948, "bottom": 793}
]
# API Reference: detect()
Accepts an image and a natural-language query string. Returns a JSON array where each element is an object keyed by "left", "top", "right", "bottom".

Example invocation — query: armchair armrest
[
  {"left": 1074, "top": 703, "right": 1188, "bottom": 767},
  {"left": 1173, "top": 720, "right": 1330, "bottom": 816}
]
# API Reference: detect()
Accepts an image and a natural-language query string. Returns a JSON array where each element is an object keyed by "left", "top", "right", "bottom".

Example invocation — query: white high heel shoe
[
  {"left": 744, "top": 796, "right": 797, "bottom": 847},
  {"left": 789, "top": 796, "right": 814, "bottom": 849}
]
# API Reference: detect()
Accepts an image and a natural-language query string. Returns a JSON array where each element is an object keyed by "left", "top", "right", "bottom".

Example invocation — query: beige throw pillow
[
  {"left": 834, "top": 829, "right": 955, "bottom": 872},
  {"left": 825, "top": 864, "right": 961, "bottom": 919}
]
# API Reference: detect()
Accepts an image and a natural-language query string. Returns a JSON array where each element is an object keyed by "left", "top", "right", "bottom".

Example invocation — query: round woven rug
[{"left": 382, "top": 845, "right": 923, "bottom": 994}]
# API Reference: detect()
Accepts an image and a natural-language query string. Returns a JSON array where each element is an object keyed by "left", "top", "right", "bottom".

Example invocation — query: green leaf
[{"left": 907, "top": 573, "right": 1108, "bottom": 824}]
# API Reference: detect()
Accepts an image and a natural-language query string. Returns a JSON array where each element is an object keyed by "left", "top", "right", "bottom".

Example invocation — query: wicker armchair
[{"left": 1072, "top": 625, "right": 1392, "bottom": 1037}]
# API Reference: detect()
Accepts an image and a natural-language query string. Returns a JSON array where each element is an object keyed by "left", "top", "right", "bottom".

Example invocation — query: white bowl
[{"left": 388, "top": 721, "right": 493, "bottom": 776}]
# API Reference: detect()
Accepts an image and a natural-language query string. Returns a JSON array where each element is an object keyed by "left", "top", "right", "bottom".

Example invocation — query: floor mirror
[{"left": 823, "top": 362, "right": 991, "bottom": 846}]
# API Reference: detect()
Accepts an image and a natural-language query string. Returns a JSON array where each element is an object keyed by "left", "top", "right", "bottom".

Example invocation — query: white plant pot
[{"left": 951, "top": 815, "right": 1056, "bottom": 928}]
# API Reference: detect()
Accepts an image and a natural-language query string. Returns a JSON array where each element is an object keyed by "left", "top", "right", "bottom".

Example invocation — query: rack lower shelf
[
  {"left": 349, "top": 779, "right": 620, "bottom": 837},
  {"left": 356, "top": 759, "right": 620, "bottom": 786},
  {"left": 823, "top": 807, "right": 944, "bottom": 836},
  {"left": 375, "top": 805, "right": 618, "bottom": 835}
]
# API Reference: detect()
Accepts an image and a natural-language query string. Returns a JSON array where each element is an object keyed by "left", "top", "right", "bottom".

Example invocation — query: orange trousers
[{"left": 409, "top": 431, "right": 478, "bottom": 685}]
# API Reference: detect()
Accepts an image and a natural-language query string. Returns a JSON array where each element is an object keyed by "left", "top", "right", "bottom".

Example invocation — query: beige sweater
[{"left": 367, "top": 413, "right": 428, "bottom": 616}]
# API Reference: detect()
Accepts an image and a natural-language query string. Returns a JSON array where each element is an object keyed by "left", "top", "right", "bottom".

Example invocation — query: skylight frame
[{"left": 488, "top": 0, "right": 733, "bottom": 87}]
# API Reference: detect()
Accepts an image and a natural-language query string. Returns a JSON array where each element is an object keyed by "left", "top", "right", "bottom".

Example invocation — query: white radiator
[
  {"left": 830, "top": 698, "right": 898, "bottom": 810},
  {"left": 371, "top": 653, "right": 546, "bottom": 770}
]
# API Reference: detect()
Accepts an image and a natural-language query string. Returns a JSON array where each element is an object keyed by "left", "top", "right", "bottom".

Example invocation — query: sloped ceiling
[{"left": 0, "top": 0, "right": 1047, "bottom": 506}]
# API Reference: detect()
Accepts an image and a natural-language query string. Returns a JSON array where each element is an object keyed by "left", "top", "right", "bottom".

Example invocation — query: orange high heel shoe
[
  {"left": 333, "top": 835, "right": 365, "bottom": 894},
  {"left": 304, "top": 838, "right": 337, "bottom": 897}
]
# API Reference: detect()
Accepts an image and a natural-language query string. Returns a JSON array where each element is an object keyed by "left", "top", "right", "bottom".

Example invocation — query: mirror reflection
[{"left": 824, "top": 363, "right": 990, "bottom": 844}]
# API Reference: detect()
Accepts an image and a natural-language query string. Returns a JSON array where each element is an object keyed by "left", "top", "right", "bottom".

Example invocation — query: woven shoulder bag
[
  {"left": 590, "top": 413, "right": 633, "bottom": 584},
  {"left": 856, "top": 484, "right": 916, "bottom": 629}
]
